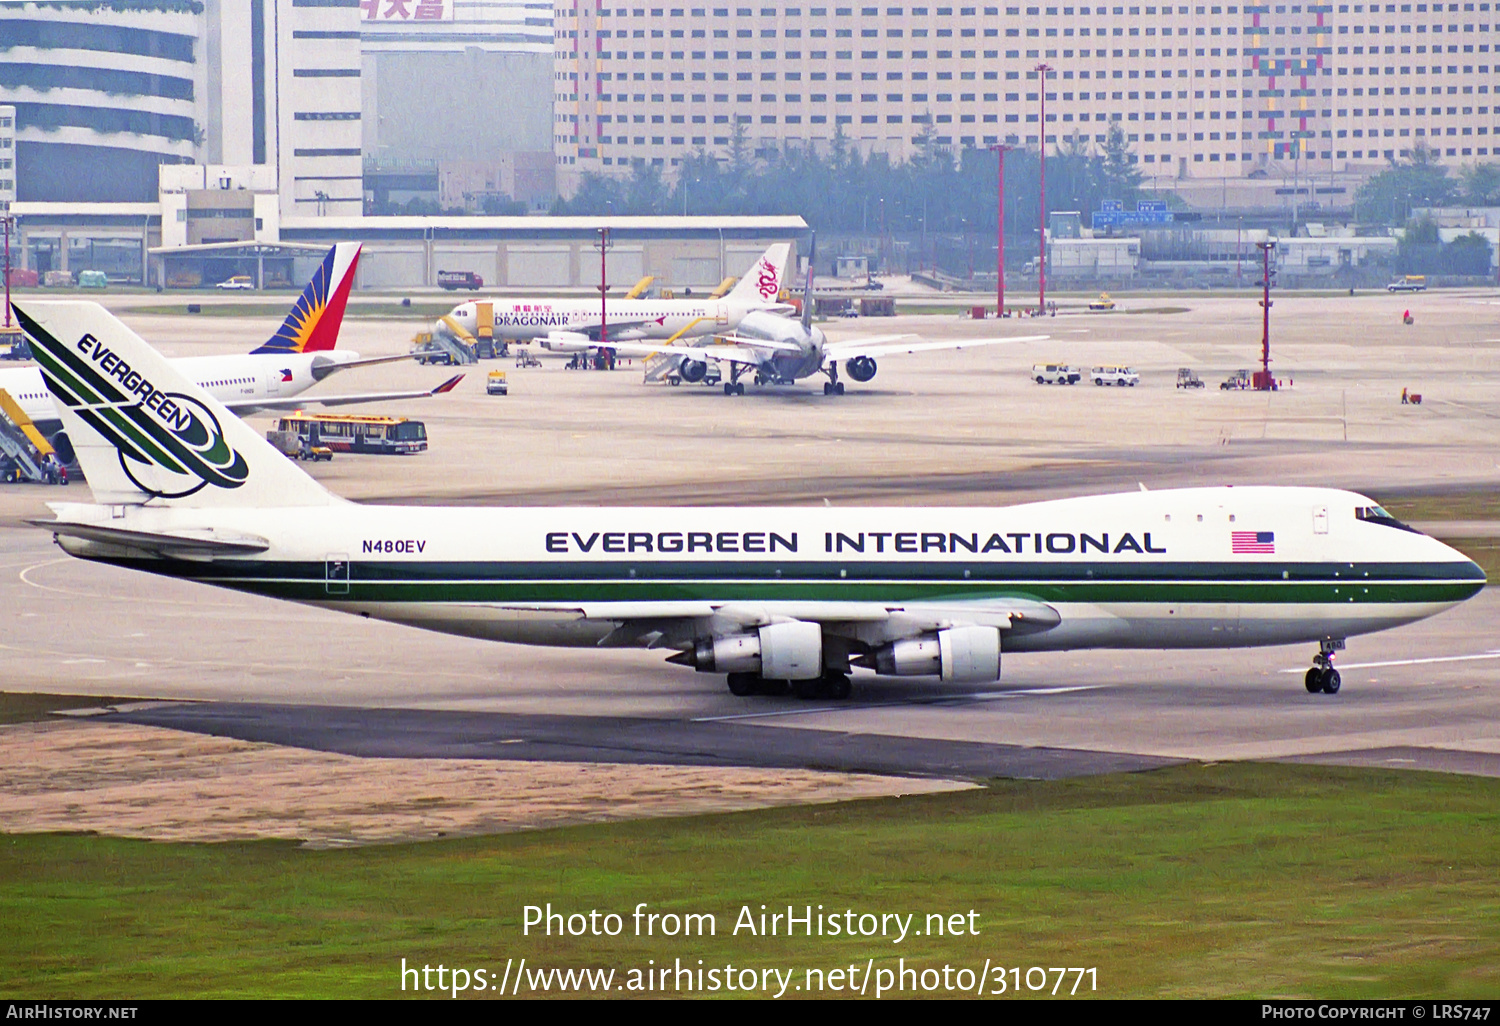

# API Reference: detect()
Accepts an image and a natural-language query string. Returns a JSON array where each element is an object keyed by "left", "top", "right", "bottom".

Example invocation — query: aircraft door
[
  {"left": 325, "top": 553, "right": 350, "bottom": 595},
  {"left": 266, "top": 370, "right": 282, "bottom": 396},
  {"left": 1313, "top": 506, "right": 1329, "bottom": 534}
]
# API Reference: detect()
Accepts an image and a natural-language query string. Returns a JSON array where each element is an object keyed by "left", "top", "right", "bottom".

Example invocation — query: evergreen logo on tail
[{"left": 18, "top": 311, "right": 249, "bottom": 498}]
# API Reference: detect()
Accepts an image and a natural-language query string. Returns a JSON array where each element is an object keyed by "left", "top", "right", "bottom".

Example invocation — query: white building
[
  {"left": 552, "top": 2, "right": 1500, "bottom": 195},
  {"left": 0, "top": 105, "right": 14, "bottom": 212},
  {"left": 0, "top": 1, "right": 361, "bottom": 216}
]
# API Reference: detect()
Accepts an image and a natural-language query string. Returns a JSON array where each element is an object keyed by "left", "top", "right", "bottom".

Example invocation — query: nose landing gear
[{"left": 1304, "top": 638, "right": 1346, "bottom": 694}]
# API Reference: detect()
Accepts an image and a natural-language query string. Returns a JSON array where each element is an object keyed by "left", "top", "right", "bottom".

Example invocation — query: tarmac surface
[{"left": 3, "top": 287, "right": 1499, "bottom": 787}]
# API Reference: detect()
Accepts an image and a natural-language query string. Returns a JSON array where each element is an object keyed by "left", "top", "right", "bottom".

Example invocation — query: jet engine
[
  {"left": 677, "top": 356, "right": 708, "bottom": 383},
  {"left": 867, "top": 625, "right": 1000, "bottom": 682},
  {"left": 678, "top": 621, "right": 824, "bottom": 679},
  {"left": 49, "top": 431, "right": 75, "bottom": 466},
  {"left": 846, "top": 355, "right": 878, "bottom": 382}
]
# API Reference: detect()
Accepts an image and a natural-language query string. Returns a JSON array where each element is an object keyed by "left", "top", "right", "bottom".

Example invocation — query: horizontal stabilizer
[{"left": 29, "top": 518, "right": 270, "bottom": 560}]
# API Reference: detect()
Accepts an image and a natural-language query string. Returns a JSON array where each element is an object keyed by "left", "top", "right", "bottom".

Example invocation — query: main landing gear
[
  {"left": 723, "top": 364, "right": 747, "bottom": 396},
  {"left": 822, "top": 363, "right": 845, "bottom": 396},
  {"left": 1304, "top": 638, "right": 1346, "bottom": 694},
  {"left": 725, "top": 671, "right": 853, "bottom": 700}
]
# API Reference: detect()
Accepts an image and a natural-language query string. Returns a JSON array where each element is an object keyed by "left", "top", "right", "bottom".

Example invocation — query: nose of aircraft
[{"left": 1430, "top": 535, "right": 1487, "bottom": 600}]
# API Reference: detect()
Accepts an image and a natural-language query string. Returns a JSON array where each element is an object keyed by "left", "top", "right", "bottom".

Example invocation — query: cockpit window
[{"left": 1356, "top": 505, "right": 1419, "bottom": 533}]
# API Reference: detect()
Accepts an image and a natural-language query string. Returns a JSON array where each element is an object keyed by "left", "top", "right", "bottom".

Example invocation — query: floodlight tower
[{"left": 1254, "top": 240, "right": 1277, "bottom": 391}]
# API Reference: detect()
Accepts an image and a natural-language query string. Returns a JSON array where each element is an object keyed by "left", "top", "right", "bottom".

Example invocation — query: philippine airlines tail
[
  {"left": 251, "top": 242, "right": 361, "bottom": 355},
  {"left": 13, "top": 301, "right": 339, "bottom": 508},
  {"left": 726, "top": 243, "right": 792, "bottom": 308}
]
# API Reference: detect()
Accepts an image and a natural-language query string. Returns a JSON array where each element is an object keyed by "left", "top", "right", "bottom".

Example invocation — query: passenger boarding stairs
[
  {"left": 430, "top": 317, "right": 480, "bottom": 365},
  {"left": 0, "top": 388, "right": 56, "bottom": 483},
  {"left": 642, "top": 351, "right": 680, "bottom": 383}
]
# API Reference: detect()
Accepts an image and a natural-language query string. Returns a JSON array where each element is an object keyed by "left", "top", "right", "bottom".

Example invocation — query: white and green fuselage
[
  {"left": 17, "top": 298, "right": 1484, "bottom": 692},
  {"left": 45, "top": 486, "right": 1483, "bottom": 658}
]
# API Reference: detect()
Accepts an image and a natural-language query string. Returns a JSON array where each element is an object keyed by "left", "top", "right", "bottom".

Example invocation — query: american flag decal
[{"left": 1232, "top": 531, "right": 1276, "bottom": 554}]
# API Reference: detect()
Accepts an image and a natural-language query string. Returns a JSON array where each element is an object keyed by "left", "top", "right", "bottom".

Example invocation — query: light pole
[
  {"left": 2, "top": 213, "right": 14, "bottom": 335},
  {"left": 1256, "top": 239, "right": 1275, "bottom": 390},
  {"left": 990, "top": 143, "right": 1013, "bottom": 317},
  {"left": 1237, "top": 216, "right": 1243, "bottom": 284},
  {"left": 1035, "top": 62, "right": 1053, "bottom": 314},
  {"left": 595, "top": 225, "right": 613, "bottom": 365}
]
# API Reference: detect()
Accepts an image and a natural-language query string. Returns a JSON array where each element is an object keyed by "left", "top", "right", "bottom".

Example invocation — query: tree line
[{"left": 552, "top": 124, "right": 1149, "bottom": 239}]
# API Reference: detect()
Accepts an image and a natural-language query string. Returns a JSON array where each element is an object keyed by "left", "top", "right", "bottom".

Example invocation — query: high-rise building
[
  {"left": 361, "top": 0, "right": 552, "bottom": 160},
  {"left": 0, "top": 0, "right": 361, "bottom": 215},
  {"left": 0, "top": 104, "right": 14, "bottom": 212},
  {"left": 553, "top": 2, "right": 1500, "bottom": 193}
]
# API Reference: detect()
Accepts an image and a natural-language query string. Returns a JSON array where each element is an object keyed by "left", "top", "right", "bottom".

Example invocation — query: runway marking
[
  {"left": 17, "top": 558, "right": 240, "bottom": 607},
  {"left": 1278, "top": 650, "right": 1500, "bottom": 673},
  {"left": 690, "top": 684, "right": 1103, "bottom": 722}
]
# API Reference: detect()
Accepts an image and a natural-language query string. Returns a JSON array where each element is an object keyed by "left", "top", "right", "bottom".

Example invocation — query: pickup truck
[
  {"left": 1032, "top": 363, "right": 1080, "bottom": 384},
  {"left": 1386, "top": 276, "right": 1426, "bottom": 292},
  {"left": 438, "top": 270, "right": 484, "bottom": 291},
  {"left": 1091, "top": 365, "right": 1139, "bottom": 386}
]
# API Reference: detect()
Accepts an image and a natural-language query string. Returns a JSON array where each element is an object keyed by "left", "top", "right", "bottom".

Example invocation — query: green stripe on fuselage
[{"left": 91, "top": 557, "right": 1486, "bottom": 607}]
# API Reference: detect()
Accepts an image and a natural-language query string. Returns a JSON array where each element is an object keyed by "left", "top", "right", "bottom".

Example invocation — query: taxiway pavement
[{"left": 3, "top": 289, "right": 1498, "bottom": 781}]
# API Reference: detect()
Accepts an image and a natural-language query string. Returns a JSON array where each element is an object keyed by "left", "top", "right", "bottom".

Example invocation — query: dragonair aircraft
[
  {"left": 606, "top": 237, "right": 1034, "bottom": 395},
  {"left": 17, "top": 300, "right": 1485, "bottom": 700},
  {"left": 0, "top": 243, "right": 454, "bottom": 461},
  {"left": 437, "top": 243, "right": 793, "bottom": 353}
]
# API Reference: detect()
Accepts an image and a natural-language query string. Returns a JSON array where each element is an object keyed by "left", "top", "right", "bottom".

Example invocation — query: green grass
[
  {"left": 128, "top": 302, "right": 459, "bottom": 320},
  {"left": 1379, "top": 491, "right": 1500, "bottom": 524},
  {"left": 1444, "top": 539, "right": 1500, "bottom": 582},
  {"left": 1, "top": 762, "right": 1497, "bottom": 998},
  {"left": 0, "top": 692, "right": 137, "bottom": 725}
]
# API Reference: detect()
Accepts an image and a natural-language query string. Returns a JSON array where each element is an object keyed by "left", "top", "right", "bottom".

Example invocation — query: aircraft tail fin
[
  {"left": 727, "top": 243, "right": 792, "bottom": 307},
  {"left": 250, "top": 242, "right": 361, "bottom": 355},
  {"left": 14, "top": 301, "right": 340, "bottom": 508}
]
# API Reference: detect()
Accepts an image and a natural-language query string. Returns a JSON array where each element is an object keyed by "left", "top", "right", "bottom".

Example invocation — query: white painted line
[
  {"left": 692, "top": 705, "right": 843, "bottom": 722},
  {"left": 1279, "top": 650, "right": 1500, "bottom": 673}
]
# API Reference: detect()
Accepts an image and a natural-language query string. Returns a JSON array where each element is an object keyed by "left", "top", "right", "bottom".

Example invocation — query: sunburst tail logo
[{"left": 251, "top": 242, "right": 361, "bottom": 355}]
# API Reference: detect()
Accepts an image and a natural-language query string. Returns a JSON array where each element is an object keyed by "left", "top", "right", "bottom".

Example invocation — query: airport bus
[{"left": 271, "top": 412, "right": 428, "bottom": 455}]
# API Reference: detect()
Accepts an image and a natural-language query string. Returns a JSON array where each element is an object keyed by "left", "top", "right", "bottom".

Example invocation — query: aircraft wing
[
  {"left": 315, "top": 352, "right": 424, "bottom": 373},
  {"left": 599, "top": 341, "right": 770, "bottom": 368},
  {"left": 709, "top": 333, "right": 806, "bottom": 353},
  {"left": 460, "top": 598, "right": 1061, "bottom": 648},
  {"left": 225, "top": 374, "right": 464, "bottom": 414},
  {"left": 824, "top": 334, "right": 1046, "bottom": 360}
]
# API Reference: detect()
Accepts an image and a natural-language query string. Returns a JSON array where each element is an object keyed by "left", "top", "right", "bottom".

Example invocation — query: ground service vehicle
[
  {"left": 77, "top": 270, "right": 108, "bottom": 289},
  {"left": 271, "top": 412, "right": 428, "bottom": 454},
  {"left": 1088, "top": 293, "right": 1116, "bottom": 311},
  {"left": 1177, "top": 368, "right": 1205, "bottom": 388},
  {"left": 438, "top": 270, "right": 484, "bottom": 291},
  {"left": 1033, "top": 363, "right": 1080, "bottom": 384},
  {"left": 1387, "top": 275, "right": 1427, "bottom": 292},
  {"left": 216, "top": 275, "right": 254, "bottom": 290},
  {"left": 1221, "top": 369, "right": 1252, "bottom": 390},
  {"left": 1091, "top": 365, "right": 1139, "bottom": 386},
  {"left": 487, "top": 371, "right": 509, "bottom": 395},
  {"left": 411, "top": 338, "right": 458, "bottom": 365}
]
